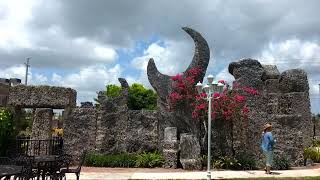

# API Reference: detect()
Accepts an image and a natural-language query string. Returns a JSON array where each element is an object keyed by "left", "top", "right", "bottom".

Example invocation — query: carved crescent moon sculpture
[{"left": 147, "top": 27, "right": 210, "bottom": 102}]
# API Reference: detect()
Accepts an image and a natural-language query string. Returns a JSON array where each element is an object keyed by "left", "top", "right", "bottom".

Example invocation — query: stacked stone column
[
  {"left": 162, "top": 127, "right": 179, "bottom": 168},
  {"left": 31, "top": 108, "right": 53, "bottom": 155}
]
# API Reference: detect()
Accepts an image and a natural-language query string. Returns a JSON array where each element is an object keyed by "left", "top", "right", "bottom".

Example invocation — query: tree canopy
[
  {"left": 101, "top": 83, "right": 157, "bottom": 110},
  {"left": 106, "top": 84, "right": 122, "bottom": 98}
]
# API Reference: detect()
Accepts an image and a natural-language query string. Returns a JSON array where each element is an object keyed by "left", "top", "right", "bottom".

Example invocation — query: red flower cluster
[
  {"left": 234, "top": 94, "right": 246, "bottom": 103},
  {"left": 168, "top": 67, "right": 202, "bottom": 110},
  {"left": 168, "top": 67, "right": 259, "bottom": 128}
]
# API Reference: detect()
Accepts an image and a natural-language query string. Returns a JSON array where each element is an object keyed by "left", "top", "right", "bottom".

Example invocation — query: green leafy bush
[
  {"left": 85, "top": 152, "right": 137, "bottom": 167},
  {"left": 106, "top": 84, "right": 122, "bottom": 98},
  {"left": 273, "top": 154, "right": 290, "bottom": 170},
  {"left": 85, "top": 151, "right": 164, "bottom": 168},
  {"left": 128, "top": 84, "right": 157, "bottom": 110},
  {"left": 0, "top": 108, "right": 13, "bottom": 156},
  {"left": 135, "top": 151, "right": 164, "bottom": 168},
  {"left": 95, "top": 83, "right": 158, "bottom": 110},
  {"left": 304, "top": 147, "right": 320, "bottom": 163},
  {"left": 213, "top": 156, "right": 241, "bottom": 170}
]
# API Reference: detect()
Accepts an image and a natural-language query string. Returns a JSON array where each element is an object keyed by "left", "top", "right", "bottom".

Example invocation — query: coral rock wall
[{"left": 229, "top": 59, "right": 312, "bottom": 166}]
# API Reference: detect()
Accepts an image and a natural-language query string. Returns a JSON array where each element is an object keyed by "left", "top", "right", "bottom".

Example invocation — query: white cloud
[
  {"left": 0, "top": 1, "right": 118, "bottom": 67},
  {"left": 0, "top": 65, "right": 26, "bottom": 79},
  {"left": 215, "top": 67, "right": 234, "bottom": 85},
  {"left": 50, "top": 64, "right": 123, "bottom": 103},
  {"left": 131, "top": 40, "right": 194, "bottom": 86},
  {"left": 72, "top": 37, "right": 118, "bottom": 63},
  {"left": 0, "top": 0, "right": 39, "bottom": 51},
  {"left": 32, "top": 73, "right": 47, "bottom": 85},
  {"left": 93, "top": 46, "right": 118, "bottom": 61},
  {"left": 258, "top": 39, "right": 320, "bottom": 70},
  {"left": 52, "top": 73, "right": 62, "bottom": 83},
  {"left": 256, "top": 39, "right": 320, "bottom": 113}
]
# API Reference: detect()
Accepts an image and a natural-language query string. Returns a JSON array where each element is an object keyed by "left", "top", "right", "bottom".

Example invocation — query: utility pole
[{"left": 25, "top": 57, "right": 31, "bottom": 85}]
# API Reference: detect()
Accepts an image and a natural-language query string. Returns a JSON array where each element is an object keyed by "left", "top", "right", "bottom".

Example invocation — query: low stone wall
[
  {"left": 8, "top": 85, "right": 76, "bottom": 108},
  {"left": 95, "top": 109, "right": 159, "bottom": 154}
]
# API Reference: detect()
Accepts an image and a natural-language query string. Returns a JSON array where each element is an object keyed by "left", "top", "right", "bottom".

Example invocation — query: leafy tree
[
  {"left": 0, "top": 108, "right": 13, "bottom": 156},
  {"left": 95, "top": 83, "right": 157, "bottom": 110},
  {"left": 106, "top": 84, "right": 122, "bottom": 98},
  {"left": 128, "top": 83, "right": 157, "bottom": 110}
]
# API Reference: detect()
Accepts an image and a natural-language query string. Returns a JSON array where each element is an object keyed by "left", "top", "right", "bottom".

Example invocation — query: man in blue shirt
[{"left": 261, "top": 123, "right": 275, "bottom": 174}]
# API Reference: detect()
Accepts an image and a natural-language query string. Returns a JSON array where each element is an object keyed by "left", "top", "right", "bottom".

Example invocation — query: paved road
[{"left": 65, "top": 166, "right": 320, "bottom": 179}]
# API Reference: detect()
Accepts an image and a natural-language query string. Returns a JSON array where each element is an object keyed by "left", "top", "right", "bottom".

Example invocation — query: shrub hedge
[{"left": 84, "top": 151, "right": 164, "bottom": 168}]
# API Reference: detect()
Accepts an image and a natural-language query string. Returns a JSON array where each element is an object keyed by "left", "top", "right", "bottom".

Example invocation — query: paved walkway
[{"left": 65, "top": 166, "right": 320, "bottom": 179}]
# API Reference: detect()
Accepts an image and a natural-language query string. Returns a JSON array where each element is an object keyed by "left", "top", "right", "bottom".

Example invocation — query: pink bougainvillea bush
[
  {"left": 168, "top": 67, "right": 259, "bottom": 127},
  {"left": 168, "top": 67, "right": 202, "bottom": 111}
]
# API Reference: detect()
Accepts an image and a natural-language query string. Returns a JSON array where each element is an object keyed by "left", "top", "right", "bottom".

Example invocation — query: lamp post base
[{"left": 207, "top": 171, "right": 211, "bottom": 180}]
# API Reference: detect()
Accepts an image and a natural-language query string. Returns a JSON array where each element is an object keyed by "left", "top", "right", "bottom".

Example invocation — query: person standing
[{"left": 261, "top": 123, "right": 275, "bottom": 174}]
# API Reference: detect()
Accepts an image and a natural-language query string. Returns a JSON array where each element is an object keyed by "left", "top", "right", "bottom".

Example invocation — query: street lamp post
[{"left": 196, "top": 75, "right": 224, "bottom": 180}]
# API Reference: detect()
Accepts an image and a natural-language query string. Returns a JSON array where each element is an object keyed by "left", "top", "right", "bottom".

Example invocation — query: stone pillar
[
  {"left": 179, "top": 133, "right": 202, "bottom": 170},
  {"left": 63, "top": 107, "right": 97, "bottom": 161},
  {"left": 162, "top": 127, "right": 179, "bottom": 168},
  {"left": 31, "top": 108, "right": 53, "bottom": 139},
  {"left": 30, "top": 108, "right": 53, "bottom": 155}
]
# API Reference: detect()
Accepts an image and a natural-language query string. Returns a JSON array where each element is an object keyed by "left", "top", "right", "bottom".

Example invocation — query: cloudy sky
[{"left": 0, "top": 0, "right": 319, "bottom": 113}]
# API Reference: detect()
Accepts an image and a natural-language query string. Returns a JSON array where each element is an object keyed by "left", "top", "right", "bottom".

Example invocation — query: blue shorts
[{"left": 263, "top": 150, "right": 273, "bottom": 166}]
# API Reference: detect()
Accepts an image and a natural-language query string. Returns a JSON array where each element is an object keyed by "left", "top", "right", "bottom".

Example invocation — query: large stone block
[
  {"left": 95, "top": 79, "right": 129, "bottom": 154},
  {"left": 126, "top": 110, "right": 159, "bottom": 153},
  {"left": 164, "top": 127, "right": 177, "bottom": 141},
  {"left": 228, "top": 59, "right": 264, "bottom": 90},
  {"left": 279, "top": 69, "right": 309, "bottom": 93},
  {"left": 264, "top": 79, "right": 280, "bottom": 93},
  {"left": 179, "top": 133, "right": 201, "bottom": 170},
  {"left": 262, "top": 65, "right": 280, "bottom": 81},
  {"left": 63, "top": 108, "right": 97, "bottom": 160},
  {"left": 8, "top": 85, "right": 76, "bottom": 108},
  {"left": 271, "top": 114, "right": 312, "bottom": 165}
]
